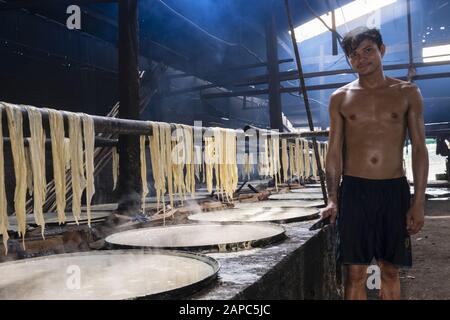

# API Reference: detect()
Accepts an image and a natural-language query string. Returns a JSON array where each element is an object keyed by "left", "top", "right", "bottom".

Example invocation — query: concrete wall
[
  {"left": 193, "top": 222, "right": 344, "bottom": 300},
  {"left": 234, "top": 226, "right": 343, "bottom": 300}
]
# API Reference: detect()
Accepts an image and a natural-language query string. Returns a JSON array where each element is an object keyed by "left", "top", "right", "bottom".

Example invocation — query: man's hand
[
  {"left": 406, "top": 204, "right": 425, "bottom": 235},
  {"left": 320, "top": 200, "right": 338, "bottom": 224}
]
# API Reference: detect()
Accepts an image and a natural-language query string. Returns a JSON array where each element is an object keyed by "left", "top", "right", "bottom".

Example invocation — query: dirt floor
[
  {"left": 364, "top": 193, "right": 450, "bottom": 300},
  {"left": 400, "top": 151, "right": 450, "bottom": 299},
  {"left": 399, "top": 197, "right": 450, "bottom": 300}
]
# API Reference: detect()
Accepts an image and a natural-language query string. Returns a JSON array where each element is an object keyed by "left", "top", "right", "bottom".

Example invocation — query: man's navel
[
  {"left": 349, "top": 114, "right": 357, "bottom": 120},
  {"left": 370, "top": 157, "right": 379, "bottom": 165}
]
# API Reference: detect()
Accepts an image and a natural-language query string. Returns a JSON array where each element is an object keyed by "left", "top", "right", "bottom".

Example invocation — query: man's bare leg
[
  {"left": 345, "top": 265, "right": 369, "bottom": 300},
  {"left": 378, "top": 261, "right": 401, "bottom": 300}
]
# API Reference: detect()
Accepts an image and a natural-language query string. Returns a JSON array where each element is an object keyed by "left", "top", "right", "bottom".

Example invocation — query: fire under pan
[
  {"left": 0, "top": 250, "right": 219, "bottom": 300},
  {"left": 105, "top": 223, "right": 286, "bottom": 252},
  {"left": 269, "top": 192, "right": 324, "bottom": 200},
  {"left": 188, "top": 207, "right": 319, "bottom": 224}
]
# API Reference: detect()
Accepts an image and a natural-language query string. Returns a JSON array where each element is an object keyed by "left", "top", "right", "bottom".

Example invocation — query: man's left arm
[{"left": 406, "top": 84, "right": 429, "bottom": 235}]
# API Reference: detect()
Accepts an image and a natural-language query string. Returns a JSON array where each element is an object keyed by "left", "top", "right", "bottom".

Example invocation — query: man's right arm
[{"left": 321, "top": 91, "right": 344, "bottom": 223}]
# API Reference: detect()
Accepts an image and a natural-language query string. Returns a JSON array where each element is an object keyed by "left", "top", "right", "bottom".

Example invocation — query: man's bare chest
[{"left": 340, "top": 89, "right": 409, "bottom": 126}]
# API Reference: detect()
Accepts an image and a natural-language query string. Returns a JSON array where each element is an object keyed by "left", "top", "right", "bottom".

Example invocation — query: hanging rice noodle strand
[
  {"left": 172, "top": 124, "right": 186, "bottom": 204},
  {"left": 194, "top": 144, "right": 202, "bottom": 182},
  {"left": 281, "top": 139, "right": 288, "bottom": 183},
  {"left": 27, "top": 106, "right": 47, "bottom": 237},
  {"left": 68, "top": 113, "right": 86, "bottom": 224},
  {"left": 182, "top": 125, "right": 195, "bottom": 198},
  {"left": 273, "top": 135, "right": 280, "bottom": 187},
  {"left": 162, "top": 123, "right": 174, "bottom": 208},
  {"left": 4, "top": 103, "right": 28, "bottom": 246},
  {"left": 258, "top": 136, "right": 269, "bottom": 177},
  {"left": 112, "top": 146, "right": 119, "bottom": 191},
  {"left": 204, "top": 134, "right": 214, "bottom": 194},
  {"left": 304, "top": 139, "right": 311, "bottom": 179},
  {"left": 312, "top": 142, "right": 318, "bottom": 179},
  {"left": 140, "top": 135, "right": 149, "bottom": 213},
  {"left": 24, "top": 144, "right": 33, "bottom": 197},
  {"left": 48, "top": 109, "right": 67, "bottom": 225},
  {"left": 0, "top": 109, "right": 10, "bottom": 254},
  {"left": 149, "top": 122, "right": 163, "bottom": 211},
  {"left": 82, "top": 114, "right": 95, "bottom": 227},
  {"left": 288, "top": 143, "right": 294, "bottom": 180},
  {"left": 224, "top": 129, "right": 238, "bottom": 201}
]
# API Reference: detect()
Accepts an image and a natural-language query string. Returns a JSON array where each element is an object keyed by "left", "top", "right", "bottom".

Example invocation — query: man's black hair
[{"left": 341, "top": 27, "right": 384, "bottom": 57}]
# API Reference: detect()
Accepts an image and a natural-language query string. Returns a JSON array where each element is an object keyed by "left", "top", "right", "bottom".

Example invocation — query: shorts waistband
[{"left": 342, "top": 175, "right": 408, "bottom": 185}]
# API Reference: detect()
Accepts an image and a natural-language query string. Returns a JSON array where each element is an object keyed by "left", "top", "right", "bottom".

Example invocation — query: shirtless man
[{"left": 321, "top": 27, "right": 429, "bottom": 300}]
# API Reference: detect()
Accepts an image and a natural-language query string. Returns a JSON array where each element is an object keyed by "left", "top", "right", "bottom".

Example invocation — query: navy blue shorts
[{"left": 337, "top": 175, "right": 412, "bottom": 267}]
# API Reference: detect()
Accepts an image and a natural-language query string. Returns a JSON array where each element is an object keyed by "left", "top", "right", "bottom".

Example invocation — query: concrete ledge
[{"left": 192, "top": 221, "right": 343, "bottom": 300}]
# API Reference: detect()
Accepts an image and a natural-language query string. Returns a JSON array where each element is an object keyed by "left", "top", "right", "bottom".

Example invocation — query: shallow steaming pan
[
  {"left": 188, "top": 207, "right": 319, "bottom": 224},
  {"left": 0, "top": 250, "right": 219, "bottom": 300},
  {"left": 290, "top": 188, "right": 323, "bottom": 194},
  {"left": 302, "top": 183, "right": 322, "bottom": 188},
  {"left": 105, "top": 223, "right": 286, "bottom": 252},
  {"left": 235, "top": 199, "right": 325, "bottom": 209},
  {"left": 269, "top": 192, "right": 324, "bottom": 201}
]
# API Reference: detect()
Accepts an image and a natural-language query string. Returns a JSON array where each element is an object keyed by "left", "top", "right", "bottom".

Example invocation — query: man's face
[{"left": 347, "top": 39, "right": 385, "bottom": 76}]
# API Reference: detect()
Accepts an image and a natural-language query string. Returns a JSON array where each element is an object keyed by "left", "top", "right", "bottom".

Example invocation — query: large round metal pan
[
  {"left": 105, "top": 223, "right": 286, "bottom": 252},
  {"left": 235, "top": 199, "right": 325, "bottom": 209},
  {"left": 269, "top": 192, "right": 324, "bottom": 200},
  {"left": 0, "top": 250, "right": 219, "bottom": 300},
  {"left": 303, "top": 183, "right": 322, "bottom": 188},
  {"left": 289, "top": 188, "right": 323, "bottom": 194},
  {"left": 188, "top": 207, "right": 319, "bottom": 224}
]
